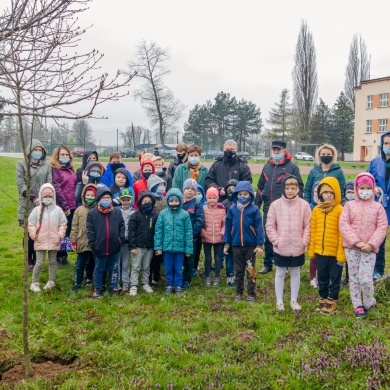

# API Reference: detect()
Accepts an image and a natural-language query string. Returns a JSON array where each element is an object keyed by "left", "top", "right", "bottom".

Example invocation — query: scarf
[
  {"left": 317, "top": 200, "right": 335, "bottom": 214},
  {"left": 98, "top": 204, "right": 113, "bottom": 214},
  {"left": 188, "top": 162, "right": 201, "bottom": 181}
]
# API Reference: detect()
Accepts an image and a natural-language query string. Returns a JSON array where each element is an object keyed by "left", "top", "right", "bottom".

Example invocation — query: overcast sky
[{"left": 73, "top": 0, "right": 390, "bottom": 146}]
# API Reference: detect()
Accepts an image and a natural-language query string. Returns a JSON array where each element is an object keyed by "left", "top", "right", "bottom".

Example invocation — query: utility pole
[
  {"left": 177, "top": 131, "right": 179, "bottom": 144},
  {"left": 116, "top": 129, "right": 119, "bottom": 151}
]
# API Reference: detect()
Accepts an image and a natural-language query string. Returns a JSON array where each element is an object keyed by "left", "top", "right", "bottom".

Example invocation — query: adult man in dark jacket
[
  {"left": 205, "top": 140, "right": 252, "bottom": 202},
  {"left": 255, "top": 140, "right": 303, "bottom": 274}
]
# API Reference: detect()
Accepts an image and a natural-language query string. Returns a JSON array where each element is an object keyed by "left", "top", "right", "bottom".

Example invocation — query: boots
[
  {"left": 314, "top": 298, "right": 327, "bottom": 313},
  {"left": 321, "top": 298, "right": 338, "bottom": 315}
]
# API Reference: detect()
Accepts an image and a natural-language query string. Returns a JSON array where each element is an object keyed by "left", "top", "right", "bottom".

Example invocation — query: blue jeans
[
  {"left": 75, "top": 251, "right": 94, "bottom": 286},
  {"left": 163, "top": 252, "right": 184, "bottom": 288},
  {"left": 220, "top": 248, "right": 234, "bottom": 277},
  {"left": 93, "top": 252, "right": 120, "bottom": 293},
  {"left": 204, "top": 243, "right": 222, "bottom": 278},
  {"left": 374, "top": 237, "right": 386, "bottom": 276}
]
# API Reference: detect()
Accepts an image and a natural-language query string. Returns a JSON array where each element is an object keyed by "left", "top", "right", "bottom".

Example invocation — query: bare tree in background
[
  {"left": 72, "top": 119, "right": 94, "bottom": 148},
  {"left": 344, "top": 34, "right": 370, "bottom": 108},
  {"left": 127, "top": 41, "right": 185, "bottom": 145},
  {"left": 0, "top": 0, "right": 135, "bottom": 377},
  {"left": 121, "top": 124, "right": 148, "bottom": 149},
  {"left": 292, "top": 20, "right": 318, "bottom": 141}
]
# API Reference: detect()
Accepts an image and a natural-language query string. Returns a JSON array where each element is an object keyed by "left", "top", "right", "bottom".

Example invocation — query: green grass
[{"left": 1, "top": 156, "right": 390, "bottom": 389}]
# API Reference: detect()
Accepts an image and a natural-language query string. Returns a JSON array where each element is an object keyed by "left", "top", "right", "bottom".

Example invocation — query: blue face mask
[
  {"left": 345, "top": 193, "right": 355, "bottom": 201},
  {"left": 155, "top": 168, "right": 163, "bottom": 174},
  {"left": 272, "top": 153, "right": 283, "bottom": 162},
  {"left": 383, "top": 147, "right": 390, "bottom": 155},
  {"left": 31, "top": 152, "right": 42, "bottom": 160},
  {"left": 237, "top": 196, "right": 250, "bottom": 205},
  {"left": 188, "top": 157, "right": 200, "bottom": 165},
  {"left": 99, "top": 200, "right": 111, "bottom": 208},
  {"left": 89, "top": 172, "right": 101, "bottom": 178},
  {"left": 59, "top": 157, "right": 70, "bottom": 164}
]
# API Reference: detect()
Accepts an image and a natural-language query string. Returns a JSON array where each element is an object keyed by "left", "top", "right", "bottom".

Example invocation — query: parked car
[
  {"left": 238, "top": 151, "right": 250, "bottom": 162},
  {"left": 203, "top": 150, "right": 223, "bottom": 159},
  {"left": 160, "top": 149, "right": 175, "bottom": 159},
  {"left": 120, "top": 148, "right": 136, "bottom": 158},
  {"left": 72, "top": 147, "right": 85, "bottom": 157},
  {"left": 294, "top": 152, "right": 314, "bottom": 161}
]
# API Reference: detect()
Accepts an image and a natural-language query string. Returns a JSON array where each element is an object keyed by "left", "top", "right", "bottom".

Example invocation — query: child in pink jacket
[
  {"left": 339, "top": 172, "right": 388, "bottom": 318},
  {"left": 28, "top": 183, "right": 67, "bottom": 292},
  {"left": 201, "top": 187, "right": 225, "bottom": 287},
  {"left": 266, "top": 175, "right": 311, "bottom": 311}
]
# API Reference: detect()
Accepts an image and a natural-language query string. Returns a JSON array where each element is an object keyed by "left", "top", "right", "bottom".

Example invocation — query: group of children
[{"left": 27, "top": 158, "right": 387, "bottom": 318}]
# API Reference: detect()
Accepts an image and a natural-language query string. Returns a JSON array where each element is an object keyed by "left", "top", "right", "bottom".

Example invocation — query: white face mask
[
  {"left": 42, "top": 197, "right": 53, "bottom": 205},
  {"left": 358, "top": 189, "right": 373, "bottom": 200}
]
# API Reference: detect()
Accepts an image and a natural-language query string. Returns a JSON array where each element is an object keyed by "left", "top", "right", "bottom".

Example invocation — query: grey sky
[{"left": 73, "top": 0, "right": 390, "bottom": 146}]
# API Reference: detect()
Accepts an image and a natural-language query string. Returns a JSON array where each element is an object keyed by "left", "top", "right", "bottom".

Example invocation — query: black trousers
[
  {"left": 232, "top": 246, "right": 256, "bottom": 297},
  {"left": 316, "top": 254, "right": 342, "bottom": 300}
]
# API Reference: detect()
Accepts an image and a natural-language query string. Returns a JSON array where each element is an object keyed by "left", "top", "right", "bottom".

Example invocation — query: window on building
[
  {"left": 367, "top": 95, "right": 373, "bottom": 108},
  {"left": 380, "top": 93, "right": 388, "bottom": 107},
  {"left": 366, "top": 120, "right": 372, "bottom": 133},
  {"left": 379, "top": 119, "right": 387, "bottom": 132}
]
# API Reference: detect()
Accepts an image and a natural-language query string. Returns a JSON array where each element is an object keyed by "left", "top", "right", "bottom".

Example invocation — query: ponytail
[{"left": 35, "top": 204, "right": 46, "bottom": 240}]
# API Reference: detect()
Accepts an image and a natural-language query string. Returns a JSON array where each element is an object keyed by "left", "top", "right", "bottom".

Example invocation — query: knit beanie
[
  {"left": 206, "top": 187, "right": 219, "bottom": 199},
  {"left": 319, "top": 183, "right": 334, "bottom": 195},
  {"left": 84, "top": 185, "right": 97, "bottom": 196},
  {"left": 147, "top": 174, "right": 166, "bottom": 192},
  {"left": 41, "top": 187, "right": 54, "bottom": 197},
  {"left": 168, "top": 194, "right": 179, "bottom": 202},
  {"left": 355, "top": 175, "right": 374, "bottom": 190},
  {"left": 183, "top": 178, "right": 197, "bottom": 191},
  {"left": 344, "top": 180, "right": 355, "bottom": 193}
]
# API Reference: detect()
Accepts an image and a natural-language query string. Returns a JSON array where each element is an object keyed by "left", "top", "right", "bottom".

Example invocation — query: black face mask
[
  {"left": 140, "top": 202, "right": 153, "bottom": 213},
  {"left": 177, "top": 154, "right": 185, "bottom": 161},
  {"left": 224, "top": 150, "right": 235, "bottom": 160},
  {"left": 169, "top": 205, "right": 179, "bottom": 211},
  {"left": 110, "top": 163, "right": 122, "bottom": 172},
  {"left": 320, "top": 155, "right": 332, "bottom": 165},
  {"left": 143, "top": 172, "right": 152, "bottom": 180}
]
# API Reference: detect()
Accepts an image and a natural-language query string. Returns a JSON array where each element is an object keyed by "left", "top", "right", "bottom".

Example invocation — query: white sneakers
[
  {"left": 30, "top": 282, "right": 41, "bottom": 292},
  {"left": 129, "top": 286, "right": 137, "bottom": 296},
  {"left": 142, "top": 284, "right": 154, "bottom": 293},
  {"left": 290, "top": 301, "right": 302, "bottom": 311},
  {"left": 276, "top": 303, "right": 285, "bottom": 311},
  {"left": 310, "top": 278, "right": 318, "bottom": 288},
  {"left": 43, "top": 281, "right": 55, "bottom": 290}
]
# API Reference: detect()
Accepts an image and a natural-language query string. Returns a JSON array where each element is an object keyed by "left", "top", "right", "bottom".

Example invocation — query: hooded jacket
[
  {"left": 309, "top": 181, "right": 320, "bottom": 210},
  {"left": 304, "top": 146, "right": 345, "bottom": 203},
  {"left": 28, "top": 183, "right": 67, "bottom": 250},
  {"left": 155, "top": 167, "right": 172, "bottom": 191},
  {"left": 172, "top": 162, "right": 208, "bottom": 192},
  {"left": 367, "top": 130, "right": 390, "bottom": 223},
  {"left": 205, "top": 154, "right": 252, "bottom": 201},
  {"left": 128, "top": 191, "right": 158, "bottom": 249},
  {"left": 196, "top": 184, "right": 207, "bottom": 206},
  {"left": 70, "top": 184, "right": 97, "bottom": 253},
  {"left": 109, "top": 167, "right": 134, "bottom": 206},
  {"left": 339, "top": 172, "right": 388, "bottom": 253},
  {"left": 223, "top": 181, "right": 264, "bottom": 247},
  {"left": 75, "top": 161, "right": 106, "bottom": 206},
  {"left": 52, "top": 161, "right": 77, "bottom": 212},
  {"left": 133, "top": 160, "right": 156, "bottom": 209},
  {"left": 308, "top": 177, "right": 346, "bottom": 262},
  {"left": 16, "top": 139, "right": 52, "bottom": 220},
  {"left": 101, "top": 162, "right": 133, "bottom": 188},
  {"left": 221, "top": 179, "right": 238, "bottom": 210},
  {"left": 154, "top": 188, "right": 193, "bottom": 254},
  {"left": 201, "top": 202, "right": 225, "bottom": 244},
  {"left": 266, "top": 175, "right": 311, "bottom": 259},
  {"left": 256, "top": 152, "right": 303, "bottom": 212},
  {"left": 86, "top": 186, "right": 125, "bottom": 256},
  {"left": 181, "top": 194, "right": 205, "bottom": 238},
  {"left": 76, "top": 151, "right": 99, "bottom": 183},
  {"left": 147, "top": 174, "right": 167, "bottom": 214}
]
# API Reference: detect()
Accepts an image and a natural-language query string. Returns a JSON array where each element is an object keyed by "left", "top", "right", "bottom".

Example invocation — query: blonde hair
[
  {"left": 35, "top": 205, "right": 46, "bottom": 240},
  {"left": 50, "top": 145, "right": 74, "bottom": 170},
  {"left": 141, "top": 153, "right": 154, "bottom": 162},
  {"left": 152, "top": 156, "right": 164, "bottom": 164},
  {"left": 315, "top": 144, "right": 337, "bottom": 165},
  {"left": 285, "top": 177, "right": 299, "bottom": 187}
]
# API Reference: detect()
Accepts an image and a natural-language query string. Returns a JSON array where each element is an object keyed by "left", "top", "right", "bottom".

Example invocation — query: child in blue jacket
[{"left": 223, "top": 181, "right": 264, "bottom": 302}]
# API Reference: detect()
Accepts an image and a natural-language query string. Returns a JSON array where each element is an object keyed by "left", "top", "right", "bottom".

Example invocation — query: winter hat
[
  {"left": 206, "top": 187, "right": 219, "bottom": 199},
  {"left": 183, "top": 178, "right": 197, "bottom": 191},
  {"left": 90, "top": 163, "right": 101, "bottom": 172},
  {"left": 344, "top": 180, "right": 355, "bottom": 193},
  {"left": 119, "top": 188, "right": 133, "bottom": 199},
  {"left": 147, "top": 174, "right": 166, "bottom": 193},
  {"left": 272, "top": 140, "right": 287, "bottom": 149},
  {"left": 41, "top": 187, "right": 54, "bottom": 197},
  {"left": 355, "top": 175, "right": 374, "bottom": 190},
  {"left": 319, "top": 183, "right": 334, "bottom": 195},
  {"left": 84, "top": 185, "right": 97, "bottom": 196},
  {"left": 168, "top": 194, "right": 179, "bottom": 202}
]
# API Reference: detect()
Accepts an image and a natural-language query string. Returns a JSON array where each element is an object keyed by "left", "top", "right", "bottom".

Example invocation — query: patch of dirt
[{"left": 235, "top": 330, "right": 257, "bottom": 343}]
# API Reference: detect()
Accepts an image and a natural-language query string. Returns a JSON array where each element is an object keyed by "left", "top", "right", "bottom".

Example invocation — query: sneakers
[
  {"left": 175, "top": 286, "right": 183, "bottom": 296},
  {"left": 314, "top": 298, "right": 327, "bottom": 313},
  {"left": 71, "top": 284, "right": 81, "bottom": 291},
  {"left": 213, "top": 277, "right": 220, "bottom": 287},
  {"left": 354, "top": 306, "right": 366, "bottom": 318},
  {"left": 234, "top": 294, "right": 243, "bottom": 302},
  {"left": 310, "top": 278, "right": 318, "bottom": 288},
  {"left": 290, "top": 301, "right": 302, "bottom": 311},
  {"left": 164, "top": 286, "right": 173, "bottom": 296},
  {"left": 340, "top": 278, "right": 349, "bottom": 286},
  {"left": 85, "top": 279, "right": 93, "bottom": 287},
  {"left": 204, "top": 277, "right": 211, "bottom": 287},
  {"left": 30, "top": 282, "right": 41, "bottom": 292},
  {"left": 151, "top": 279, "right": 158, "bottom": 285},
  {"left": 43, "top": 281, "right": 55, "bottom": 290},
  {"left": 373, "top": 271, "right": 382, "bottom": 282},
  {"left": 246, "top": 295, "right": 256, "bottom": 303},
  {"left": 321, "top": 298, "right": 337, "bottom": 315},
  {"left": 364, "top": 297, "right": 377, "bottom": 311},
  {"left": 93, "top": 289, "right": 102, "bottom": 299},
  {"left": 142, "top": 284, "right": 154, "bottom": 293},
  {"left": 276, "top": 303, "right": 285, "bottom": 311},
  {"left": 259, "top": 267, "right": 272, "bottom": 274},
  {"left": 227, "top": 277, "right": 236, "bottom": 287},
  {"left": 182, "top": 281, "right": 190, "bottom": 290},
  {"left": 129, "top": 286, "right": 138, "bottom": 296},
  {"left": 28, "top": 264, "right": 34, "bottom": 272}
]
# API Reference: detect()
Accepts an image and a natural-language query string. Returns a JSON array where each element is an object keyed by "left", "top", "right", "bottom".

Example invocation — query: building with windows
[{"left": 353, "top": 76, "right": 390, "bottom": 161}]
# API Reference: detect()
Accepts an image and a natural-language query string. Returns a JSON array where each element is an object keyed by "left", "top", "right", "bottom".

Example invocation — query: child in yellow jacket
[{"left": 308, "top": 177, "right": 346, "bottom": 315}]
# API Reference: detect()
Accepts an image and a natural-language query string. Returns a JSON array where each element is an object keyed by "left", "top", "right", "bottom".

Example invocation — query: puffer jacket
[
  {"left": 16, "top": 139, "right": 52, "bottom": 220},
  {"left": 133, "top": 160, "right": 156, "bottom": 209},
  {"left": 308, "top": 177, "right": 346, "bottom": 262},
  {"left": 70, "top": 184, "right": 97, "bottom": 253},
  {"left": 154, "top": 188, "right": 193, "bottom": 254},
  {"left": 339, "top": 172, "right": 388, "bottom": 253},
  {"left": 201, "top": 203, "right": 226, "bottom": 244},
  {"left": 28, "top": 183, "right": 67, "bottom": 250},
  {"left": 52, "top": 164, "right": 77, "bottom": 212},
  {"left": 223, "top": 181, "right": 264, "bottom": 247},
  {"left": 266, "top": 177, "right": 311, "bottom": 257}
]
